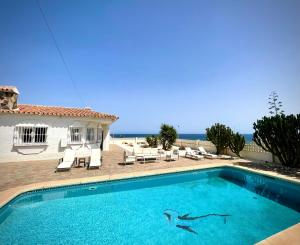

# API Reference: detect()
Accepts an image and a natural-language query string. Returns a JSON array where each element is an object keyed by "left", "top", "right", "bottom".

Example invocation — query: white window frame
[
  {"left": 68, "top": 127, "right": 83, "bottom": 144},
  {"left": 13, "top": 124, "right": 48, "bottom": 146},
  {"left": 86, "top": 128, "right": 95, "bottom": 143}
]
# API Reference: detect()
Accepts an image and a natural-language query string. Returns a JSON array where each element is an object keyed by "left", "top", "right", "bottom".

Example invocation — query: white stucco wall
[
  {"left": 102, "top": 124, "right": 110, "bottom": 151},
  {"left": 0, "top": 114, "right": 113, "bottom": 163}
]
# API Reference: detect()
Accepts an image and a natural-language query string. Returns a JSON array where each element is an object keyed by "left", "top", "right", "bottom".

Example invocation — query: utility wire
[{"left": 36, "top": 0, "right": 85, "bottom": 106}]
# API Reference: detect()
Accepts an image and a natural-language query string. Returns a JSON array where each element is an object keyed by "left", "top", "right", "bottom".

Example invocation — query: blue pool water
[{"left": 0, "top": 167, "right": 300, "bottom": 245}]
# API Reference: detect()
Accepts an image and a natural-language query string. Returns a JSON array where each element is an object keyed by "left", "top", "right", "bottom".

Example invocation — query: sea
[{"left": 112, "top": 133, "right": 253, "bottom": 143}]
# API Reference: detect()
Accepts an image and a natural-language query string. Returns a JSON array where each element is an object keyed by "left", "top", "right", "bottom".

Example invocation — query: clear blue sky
[{"left": 0, "top": 0, "right": 299, "bottom": 134}]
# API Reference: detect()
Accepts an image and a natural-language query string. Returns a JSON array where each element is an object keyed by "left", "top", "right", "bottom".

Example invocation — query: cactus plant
[
  {"left": 268, "top": 91, "right": 284, "bottom": 115},
  {"left": 229, "top": 133, "right": 245, "bottom": 157},
  {"left": 253, "top": 114, "right": 300, "bottom": 167},
  {"left": 206, "top": 123, "right": 232, "bottom": 154}
]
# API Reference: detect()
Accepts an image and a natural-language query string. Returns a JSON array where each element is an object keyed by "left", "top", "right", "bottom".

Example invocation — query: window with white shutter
[{"left": 14, "top": 125, "right": 48, "bottom": 146}]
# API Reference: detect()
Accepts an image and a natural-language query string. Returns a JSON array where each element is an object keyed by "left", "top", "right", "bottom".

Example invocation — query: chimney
[{"left": 0, "top": 86, "right": 19, "bottom": 110}]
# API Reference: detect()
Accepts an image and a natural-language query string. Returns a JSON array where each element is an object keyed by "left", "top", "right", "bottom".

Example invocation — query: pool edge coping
[
  {"left": 255, "top": 223, "right": 300, "bottom": 245},
  {"left": 1, "top": 162, "right": 300, "bottom": 209}
]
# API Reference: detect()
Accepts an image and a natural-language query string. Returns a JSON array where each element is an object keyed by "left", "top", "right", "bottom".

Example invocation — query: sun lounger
[
  {"left": 185, "top": 147, "right": 204, "bottom": 160},
  {"left": 88, "top": 148, "right": 101, "bottom": 169},
  {"left": 56, "top": 148, "right": 75, "bottom": 171},
  {"left": 123, "top": 151, "right": 136, "bottom": 165},
  {"left": 219, "top": 154, "right": 234, "bottom": 160},
  {"left": 196, "top": 146, "right": 218, "bottom": 159}
]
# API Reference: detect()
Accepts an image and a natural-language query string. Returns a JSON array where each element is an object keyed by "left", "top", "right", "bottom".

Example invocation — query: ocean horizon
[{"left": 113, "top": 133, "right": 253, "bottom": 143}]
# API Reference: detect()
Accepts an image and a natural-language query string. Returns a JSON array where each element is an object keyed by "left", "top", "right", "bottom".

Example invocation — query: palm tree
[{"left": 159, "top": 124, "right": 177, "bottom": 150}]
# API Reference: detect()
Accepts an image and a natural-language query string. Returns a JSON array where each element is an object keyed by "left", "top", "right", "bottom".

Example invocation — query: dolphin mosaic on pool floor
[{"left": 163, "top": 209, "right": 231, "bottom": 235}]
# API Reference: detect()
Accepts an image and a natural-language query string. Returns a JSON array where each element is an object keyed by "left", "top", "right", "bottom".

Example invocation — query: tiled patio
[{"left": 0, "top": 144, "right": 238, "bottom": 192}]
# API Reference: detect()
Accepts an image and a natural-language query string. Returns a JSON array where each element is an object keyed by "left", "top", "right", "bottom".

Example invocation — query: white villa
[{"left": 0, "top": 86, "right": 118, "bottom": 163}]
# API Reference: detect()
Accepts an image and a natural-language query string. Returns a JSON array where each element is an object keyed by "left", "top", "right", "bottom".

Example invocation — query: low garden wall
[
  {"left": 111, "top": 137, "right": 146, "bottom": 145},
  {"left": 112, "top": 137, "right": 277, "bottom": 163},
  {"left": 174, "top": 139, "right": 276, "bottom": 163}
]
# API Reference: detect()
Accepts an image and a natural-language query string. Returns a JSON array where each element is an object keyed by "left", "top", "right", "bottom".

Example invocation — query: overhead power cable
[{"left": 36, "top": 0, "right": 85, "bottom": 106}]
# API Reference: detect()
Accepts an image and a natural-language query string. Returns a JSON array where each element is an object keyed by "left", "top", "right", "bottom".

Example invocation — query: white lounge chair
[
  {"left": 196, "top": 146, "right": 218, "bottom": 159},
  {"left": 123, "top": 151, "right": 136, "bottom": 165},
  {"left": 219, "top": 154, "right": 234, "bottom": 160},
  {"left": 56, "top": 149, "right": 75, "bottom": 171},
  {"left": 165, "top": 150, "right": 179, "bottom": 161},
  {"left": 185, "top": 147, "right": 204, "bottom": 160},
  {"left": 88, "top": 148, "right": 101, "bottom": 169}
]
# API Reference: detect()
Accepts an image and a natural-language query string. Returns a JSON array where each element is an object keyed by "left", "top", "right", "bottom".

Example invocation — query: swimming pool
[{"left": 0, "top": 167, "right": 299, "bottom": 244}]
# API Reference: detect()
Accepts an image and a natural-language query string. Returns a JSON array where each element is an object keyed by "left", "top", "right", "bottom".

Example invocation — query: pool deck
[
  {"left": 0, "top": 144, "right": 240, "bottom": 192},
  {"left": 256, "top": 223, "right": 300, "bottom": 245},
  {"left": 0, "top": 144, "right": 299, "bottom": 244}
]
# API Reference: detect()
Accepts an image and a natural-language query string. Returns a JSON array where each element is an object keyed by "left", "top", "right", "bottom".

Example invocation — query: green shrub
[
  {"left": 253, "top": 114, "right": 300, "bottom": 167},
  {"left": 146, "top": 135, "right": 159, "bottom": 148},
  {"left": 159, "top": 124, "right": 177, "bottom": 150},
  {"left": 229, "top": 133, "right": 245, "bottom": 157},
  {"left": 206, "top": 123, "right": 232, "bottom": 154}
]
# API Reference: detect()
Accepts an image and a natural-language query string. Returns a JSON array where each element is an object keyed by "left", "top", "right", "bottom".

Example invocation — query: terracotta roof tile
[{"left": 0, "top": 104, "right": 118, "bottom": 121}]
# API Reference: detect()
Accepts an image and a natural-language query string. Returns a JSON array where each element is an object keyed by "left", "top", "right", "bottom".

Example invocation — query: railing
[
  {"left": 175, "top": 139, "right": 214, "bottom": 147},
  {"left": 174, "top": 139, "right": 268, "bottom": 153},
  {"left": 112, "top": 138, "right": 266, "bottom": 153},
  {"left": 113, "top": 137, "right": 267, "bottom": 153}
]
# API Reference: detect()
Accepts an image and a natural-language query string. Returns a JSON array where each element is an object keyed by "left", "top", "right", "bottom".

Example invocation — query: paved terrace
[
  {"left": 1, "top": 144, "right": 300, "bottom": 192},
  {"left": 0, "top": 144, "right": 240, "bottom": 192}
]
